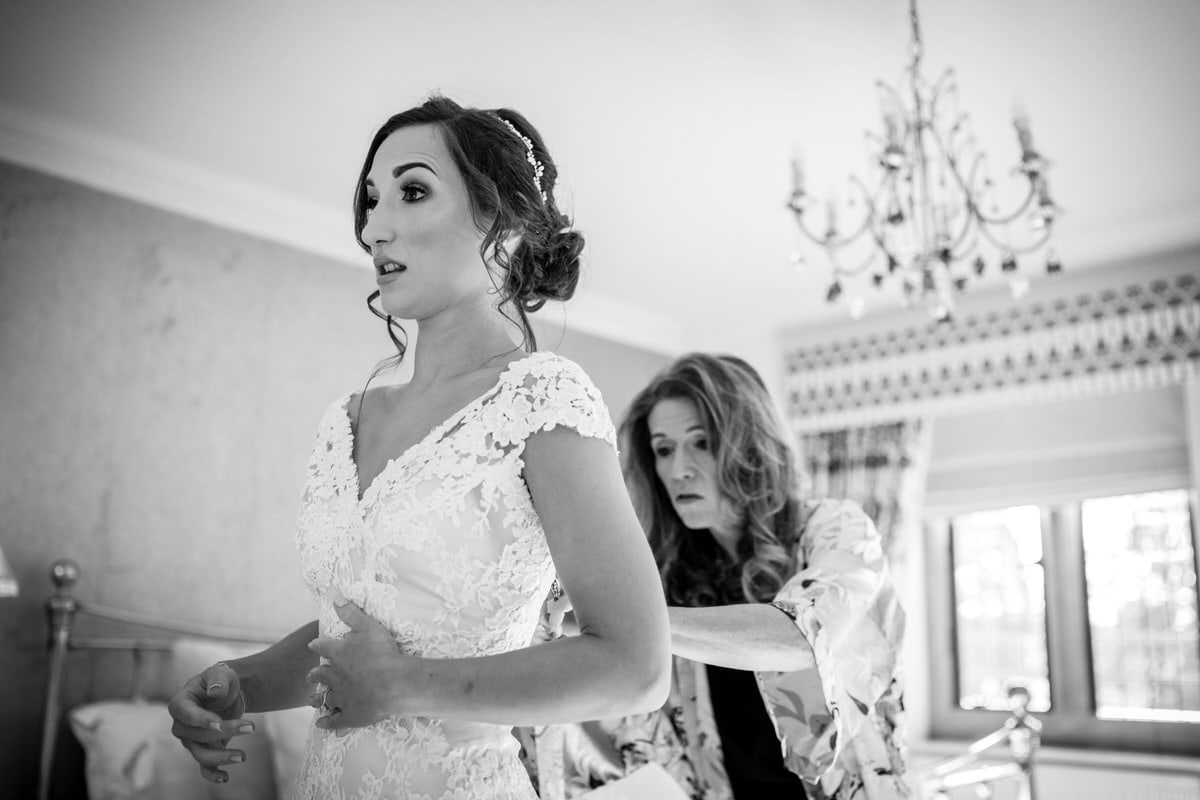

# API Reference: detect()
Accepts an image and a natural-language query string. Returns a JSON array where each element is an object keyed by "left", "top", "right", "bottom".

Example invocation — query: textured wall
[{"left": 0, "top": 159, "right": 670, "bottom": 794}]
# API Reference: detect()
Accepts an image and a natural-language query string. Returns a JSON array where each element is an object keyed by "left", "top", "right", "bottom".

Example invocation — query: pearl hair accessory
[{"left": 494, "top": 115, "right": 547, "bottom": 203}]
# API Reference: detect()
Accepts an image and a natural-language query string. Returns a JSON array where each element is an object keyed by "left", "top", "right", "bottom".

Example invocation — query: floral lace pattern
[{"left": 293, "top": 352, "right": 616, "bottom": 800}]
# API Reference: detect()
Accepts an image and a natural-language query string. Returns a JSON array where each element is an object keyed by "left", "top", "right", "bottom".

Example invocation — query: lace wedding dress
[{"left": 292, "top": 352, "right": 616, "bottom": 800}]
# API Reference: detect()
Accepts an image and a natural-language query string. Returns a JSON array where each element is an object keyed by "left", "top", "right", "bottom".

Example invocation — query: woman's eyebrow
[
  {"left": 392, "top": 161, "right": 436, "bottom": 179},
  {"left": 365, "top": 161, "right": 437, "bottom": 187}
]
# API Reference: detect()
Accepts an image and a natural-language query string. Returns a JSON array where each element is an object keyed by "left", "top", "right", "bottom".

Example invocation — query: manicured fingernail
[
  {"left": 238, "top": 723, "right": 255, "bottom": 734},
  {"left": 209, "top": 722, "right": 223, "bottom": 731},
  {"left": 231, "top": 753, "right": 244, "bottom": 763}
]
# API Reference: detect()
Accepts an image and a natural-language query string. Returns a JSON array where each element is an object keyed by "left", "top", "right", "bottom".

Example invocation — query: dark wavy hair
[
  {"left": 620, "top": 353, "right": 804, "bottom": 606},
  {"left": 353, "top": 95, "right": 584, "bottom": 359}
]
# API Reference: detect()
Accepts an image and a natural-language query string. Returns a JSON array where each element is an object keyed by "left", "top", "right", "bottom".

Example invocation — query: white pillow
[
  {"left": 67, "top": 700, "right": 277, "bottom": 800},
  {"left": 260, "top": 706, "right": 314, "bottom": 799}
]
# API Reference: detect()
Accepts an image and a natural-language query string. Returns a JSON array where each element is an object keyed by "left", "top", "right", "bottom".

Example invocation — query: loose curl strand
[{"left": 620, "top": 353, "right": 804, "bottom": 606}]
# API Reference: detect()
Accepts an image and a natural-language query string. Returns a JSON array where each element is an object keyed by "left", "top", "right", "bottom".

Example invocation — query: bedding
[{"left": 65, "top": 637, "right": 311, "bottom": 800}]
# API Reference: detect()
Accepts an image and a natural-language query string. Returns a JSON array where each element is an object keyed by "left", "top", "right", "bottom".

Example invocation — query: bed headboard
[{"left": 36, "top": 558, "right": 283, "bottom": 800}]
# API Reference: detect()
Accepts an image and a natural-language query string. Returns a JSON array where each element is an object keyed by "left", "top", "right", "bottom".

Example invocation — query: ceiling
[{"left": 2, "top": 0, "right": 1198, "bottom": 360}]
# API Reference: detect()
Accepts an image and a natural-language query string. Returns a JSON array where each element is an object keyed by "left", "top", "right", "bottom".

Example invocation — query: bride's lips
[
  {"left": 675, "top": 493, "right": 703, "bottom": 505},
  {"left": 374, "top": 259, "right": 407, "bottom": 285}
]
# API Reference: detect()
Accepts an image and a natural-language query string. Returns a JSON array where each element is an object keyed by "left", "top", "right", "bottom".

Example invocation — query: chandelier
[{"left": 786, "top": 0, "right": 1061, "bottom": 324}]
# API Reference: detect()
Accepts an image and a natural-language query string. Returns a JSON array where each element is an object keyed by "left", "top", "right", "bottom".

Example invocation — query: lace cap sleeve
[{"left": 489, "top": 353, "right": 617, "bottom": 451}]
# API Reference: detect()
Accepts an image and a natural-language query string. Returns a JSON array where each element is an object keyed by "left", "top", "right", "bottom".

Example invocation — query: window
[{"left": 928, "top": 489, "right": 1200, "bottom": 754}]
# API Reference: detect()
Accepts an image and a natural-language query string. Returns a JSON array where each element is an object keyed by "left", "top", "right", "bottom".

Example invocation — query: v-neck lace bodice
[
  {"left": 347, "top": 358, "right": 524, "bottom": 505},
  {"left": 292, "top": 351, "right": 616, "bottom": 800}
]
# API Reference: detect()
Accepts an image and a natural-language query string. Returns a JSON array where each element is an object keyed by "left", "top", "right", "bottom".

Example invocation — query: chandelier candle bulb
[
  {"left": 1013, "top": 106, "right": 1035, "bottom": 158},
  {"left": 791, "top": 156, "right": 806, "bottom": 194}
]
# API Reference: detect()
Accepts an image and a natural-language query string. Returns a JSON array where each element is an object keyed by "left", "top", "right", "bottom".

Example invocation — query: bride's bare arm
[
  {"left": 224, "top": 621, "right": 322, "bottom": 712},
  {"left": 309, "top": 428, "right": 672, "bottom": 728}
]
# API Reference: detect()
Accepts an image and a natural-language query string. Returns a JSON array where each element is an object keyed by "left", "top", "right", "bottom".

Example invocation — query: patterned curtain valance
[{"left": 785, "top": 273, "right": 1200, "bottom": 433}]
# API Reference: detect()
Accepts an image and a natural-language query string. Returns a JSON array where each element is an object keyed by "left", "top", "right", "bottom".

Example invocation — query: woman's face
[
  {"left": 647, "top": 397, "right": 740, "bottom": 539},
  {"left": 360, "top": 124, "right": 493, "bottom": 320}
]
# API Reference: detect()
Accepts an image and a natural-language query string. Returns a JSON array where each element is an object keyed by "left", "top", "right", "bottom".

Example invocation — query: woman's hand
[
  {"left": 307, "top": 596, "right": 405, "bottom": 730},
  {"left": 532, "top": 583, "right": 575, "bottom": 644},
  {"left": 167, "top": 663, "right": 256, "bottom": 784}
]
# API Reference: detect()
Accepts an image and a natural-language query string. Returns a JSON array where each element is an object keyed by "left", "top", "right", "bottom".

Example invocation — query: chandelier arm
[
  {"left": 946, "top": 206, "right": 978, "bottom": 257},
  {"left": 951, "top": 232, "right": 981, "bottom": 262},
  {"left": 824, "top": 222, "right": 877, "bottom": 252},
  {"left": 971, "top": 182, "right": 1039, "bottom": 226},
  {"left": 972, "top": 215, "right": 1053, "bottom": 255},
  {"left": 946, "top": 114, "right": 971, "bottom": 160},
  {"left": 923, "top": 125, "right": 984, "bottom": 256},
  {"left": 827, "top": 248, "right": 880, "bottom": 279},
  {"left": 832, "top": 176, "right": 886, "bottom": 246},
  {"left": 876, "top": 80, "right": 910, "bottom": 121},
  {"left": 789, "top": 209, "right": 835, "bottom": 249},
  {"left": 931, "top": 124, "right": 1040, "bottom": 227},
  {"left": 1004, "top": 226, "right": 1055, "bottom": 257},
  {"left": 927, "top": 68, "right": 956, "bottom": 122}
]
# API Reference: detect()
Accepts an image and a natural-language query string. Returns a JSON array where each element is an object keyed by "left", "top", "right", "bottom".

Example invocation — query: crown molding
[
  {"left": 0, "top": 102, "right": 682, "bottom": 356},
  {"left": 0, "top": 102, "right": 364, "bottom": 265}
]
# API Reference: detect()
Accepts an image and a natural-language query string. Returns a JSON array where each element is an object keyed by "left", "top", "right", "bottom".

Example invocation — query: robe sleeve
[{"left": 754, "top": 499, "right": 906, "bottom": 790}]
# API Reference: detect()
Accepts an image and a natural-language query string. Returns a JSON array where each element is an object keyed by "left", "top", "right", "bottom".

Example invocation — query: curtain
[{"left": 798, "top": 419, "right": 930, "bottom": 575}]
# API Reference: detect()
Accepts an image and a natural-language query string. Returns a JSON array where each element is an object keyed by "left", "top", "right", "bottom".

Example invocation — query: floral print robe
[{"left": 532, "top": 499, "right": 909, "bottom": 800}]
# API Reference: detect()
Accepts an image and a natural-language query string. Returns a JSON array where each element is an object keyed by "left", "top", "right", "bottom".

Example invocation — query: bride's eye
[{"left": 401, "top": 183, "right": 428, "bottom": 202}]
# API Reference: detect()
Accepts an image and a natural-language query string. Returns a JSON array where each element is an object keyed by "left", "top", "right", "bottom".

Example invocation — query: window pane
[
  {"left": 1082, "top": 490, "right": 1200, "bottom": 721},
  {"left": 951, "top": 506, "right": 1051, "bottom": 712}
]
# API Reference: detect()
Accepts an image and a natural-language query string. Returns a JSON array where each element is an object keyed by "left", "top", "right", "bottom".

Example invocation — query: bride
[{"left": 167, "top": 95, "right": 671, "bottom": 799}]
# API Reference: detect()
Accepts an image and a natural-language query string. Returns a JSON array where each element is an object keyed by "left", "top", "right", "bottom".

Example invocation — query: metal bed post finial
[
  {"left": 1005, "top": 684, "right": 1041, "bottom": 800},
  {"left": 922, "top": 682, "right": 1042, "bottom": 800},
  {"left": 37, "top": 559, "right": 80, "bottom": 800}
]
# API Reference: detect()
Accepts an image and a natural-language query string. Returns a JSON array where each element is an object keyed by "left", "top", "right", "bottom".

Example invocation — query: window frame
[{"left": 926, "top": 490, "right": 1200, "bottom": 756}]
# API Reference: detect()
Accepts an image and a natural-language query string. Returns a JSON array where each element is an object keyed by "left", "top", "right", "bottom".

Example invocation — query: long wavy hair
[{"left": 620, "top": 353, "right": 804, "bottom": 606}]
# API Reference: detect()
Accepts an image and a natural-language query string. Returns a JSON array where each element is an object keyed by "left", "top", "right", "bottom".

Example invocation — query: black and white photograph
[{"left": 1, "top": 2, "right": 1198, "bottom": 798}]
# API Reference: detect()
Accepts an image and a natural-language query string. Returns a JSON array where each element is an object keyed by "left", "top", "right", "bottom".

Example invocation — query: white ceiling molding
[
  {"left": 0, "top": 102, "right": 680, "bottom": 356},
  {"left": 0, "top": 102, "right": 364, "bottom": 265}
]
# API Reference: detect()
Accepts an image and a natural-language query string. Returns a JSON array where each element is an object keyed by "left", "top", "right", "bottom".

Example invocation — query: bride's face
[{"left": 360, "top": 124, "right": 492, "bottom": 320}]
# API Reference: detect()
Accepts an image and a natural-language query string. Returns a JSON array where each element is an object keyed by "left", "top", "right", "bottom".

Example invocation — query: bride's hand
[
  {"left": 167, "top": 663, "right": 255, "bottom": 783},
  {"left": 307, "top": 595, "right": 404, "bottom": 730}
]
